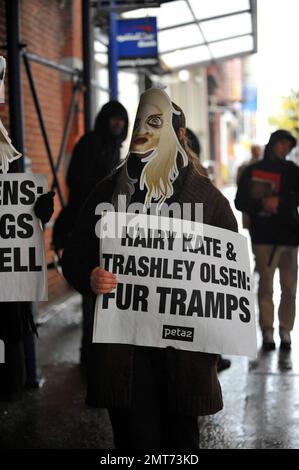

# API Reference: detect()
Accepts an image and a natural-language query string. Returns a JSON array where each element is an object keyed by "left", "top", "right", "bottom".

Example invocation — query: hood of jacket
[{"left": 263, "top": 129, "right": 297, "bottom": 160}]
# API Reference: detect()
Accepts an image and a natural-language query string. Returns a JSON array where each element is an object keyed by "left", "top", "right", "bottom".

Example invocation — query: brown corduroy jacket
[{"left": 62, "top": 162, "right": 238, "bottom": 416}]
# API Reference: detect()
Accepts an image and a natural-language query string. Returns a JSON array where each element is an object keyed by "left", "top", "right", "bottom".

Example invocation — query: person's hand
[
  {"left": 34, "top": 191, "right": 55, "bottom": 224},
  {"left": 262, "top": 195, "right": 279, "bottom": 213},
  {"left": 90, "top": 267, "right": 117, "bottom": 295}
]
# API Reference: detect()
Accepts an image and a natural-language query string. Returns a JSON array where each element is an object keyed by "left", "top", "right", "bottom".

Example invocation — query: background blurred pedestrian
[{"left": 235, "top": 130, "right": 299, "bottom": 351}]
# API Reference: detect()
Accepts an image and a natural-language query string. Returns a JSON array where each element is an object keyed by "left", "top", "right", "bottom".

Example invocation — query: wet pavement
[{"left": 0, "top": 185, "right": 299, "bottom": 449}]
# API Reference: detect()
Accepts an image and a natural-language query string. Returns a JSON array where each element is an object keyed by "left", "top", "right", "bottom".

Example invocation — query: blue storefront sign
[{"left": 117, "top": 17, "right": 158, "bottom": 67}]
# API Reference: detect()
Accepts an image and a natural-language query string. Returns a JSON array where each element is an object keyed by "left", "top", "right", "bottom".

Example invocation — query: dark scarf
[
  {"left": 126, "top": 152, "right": 189, "bottom": 208},
  {"left": 126, "top": 152, "right": 148, "bottom": 205}
]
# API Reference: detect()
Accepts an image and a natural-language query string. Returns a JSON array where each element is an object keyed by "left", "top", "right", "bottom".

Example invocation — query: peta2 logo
[{"left": 162, "top": 325, "right": 194, "bottom": 342}]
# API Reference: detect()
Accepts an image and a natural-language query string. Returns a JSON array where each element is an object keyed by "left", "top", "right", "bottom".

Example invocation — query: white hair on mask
[
  {"left": 113, "top": 88, "right": 188, "bottom": 210},
  {"left": 0, "top": 119, "right": 22, "bottom": 173}
]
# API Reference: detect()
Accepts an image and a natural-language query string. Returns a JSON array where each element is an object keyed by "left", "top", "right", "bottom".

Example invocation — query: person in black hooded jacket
[
  {"left": 53, "top": 101, "right": 128, "bottom": 253},
  {"left": 54, "top": 100, "right": 129, "bottom": 364},
  {"left": 235, "top": 129, "right": 299, "bottom": 352},
  {"left": 66, "top": 101, "right": 129, "bottom": 220}
]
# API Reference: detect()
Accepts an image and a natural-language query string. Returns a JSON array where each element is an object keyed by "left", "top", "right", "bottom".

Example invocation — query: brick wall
[
  {"left": 0, "top": 1, "right": 9, "bottom": 129},
  {"left": 0, "top": 0, "right": 85, "bottom": 300}
]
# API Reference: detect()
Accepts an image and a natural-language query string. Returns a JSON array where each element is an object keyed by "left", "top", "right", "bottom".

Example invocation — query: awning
[{"left": 120, "top": 0, "right": 257, "bottom": 71}]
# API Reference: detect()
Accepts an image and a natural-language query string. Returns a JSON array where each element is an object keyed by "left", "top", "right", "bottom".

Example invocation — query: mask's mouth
[{"left": 133, "top": 136, "right": 148, "bottom": 146}]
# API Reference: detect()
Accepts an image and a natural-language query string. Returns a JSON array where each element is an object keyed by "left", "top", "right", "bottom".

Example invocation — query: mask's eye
[{"left": 147, "top": 115, "right": 163, "bottom": 128}]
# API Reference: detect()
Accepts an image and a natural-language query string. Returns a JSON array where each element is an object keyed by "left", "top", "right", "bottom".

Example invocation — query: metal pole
[
  {"left": 5, "top": 0, "right": 25, "bottom": 172},
  {"left": 50, "top": 82, "right": 81, "bottom": 190},
  {"left": 109, "top": 7, "right": 118, "bottom": 100},
  {"left": 26, "top": 52, "right": 80, "bottom": 77},
  {"left": 82, "top": 0, "right": 92, "bottom": 132}
]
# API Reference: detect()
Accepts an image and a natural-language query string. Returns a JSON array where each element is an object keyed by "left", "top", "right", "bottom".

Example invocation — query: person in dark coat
[
  {"left": 0, "top": 59, "right": 55, "bottom": 398},
  {"left": 0, "top": 191, "right": 55, "bottom": 400},
  {"left": 53, "top": 100, "right": 128, "bottom": 364},
  {"left": 235, "top": 129, "right": 299, "bottom": 351},
  {"left": 62, "top": 89, "right": 238, "bottom": 449},
  {"left": 53, "top": 101, "right": 129, "bottom": 252},
  {"left": 66, "top": 101, "right": 129, "bottom": 221}
]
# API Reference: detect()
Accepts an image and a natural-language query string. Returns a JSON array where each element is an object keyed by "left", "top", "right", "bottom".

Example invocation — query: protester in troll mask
[
  {"left": 235, "top": 129, "right": 299, "bottom": 352},
  {"left": 62, "top": 88, "right": 238, "bottom": 450},
  {"left": 53, "top": 100, "right": 128, "bottom": 365}
]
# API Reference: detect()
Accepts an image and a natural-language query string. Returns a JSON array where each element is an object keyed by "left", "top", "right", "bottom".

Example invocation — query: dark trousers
[
  {"left": 0, "top": 341, "right": 26, "bottom": 401},
  {"left": 24, "top": 332, "right": 37, "bottom": 385},
  {"left": 108, "top": 348, "right": 199, "bottom": 450}
]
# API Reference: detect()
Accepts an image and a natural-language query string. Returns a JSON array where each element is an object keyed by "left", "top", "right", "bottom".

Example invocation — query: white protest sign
[
  {"left": 0, "top": 173, "right": 48, "bottom": 301},
  {"left": 93, "top": 212, "right": 257, "bottom": 357}
]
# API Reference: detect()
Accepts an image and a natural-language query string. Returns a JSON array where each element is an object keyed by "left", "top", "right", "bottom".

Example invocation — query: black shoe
[
  {"left": 279, "top": 330, "right": 291, "bottom": 352},
  {"left": 262, "top": 331, "right": 276, "bottom": 351},
  {"left": 280, "top": 341, "right": 291, "bottom": 351},
  {"left": 217, "top": 357, "right": 231, "bottom": 372},
  {"left": 262, "top": 340, "right": 276, "bottom": 351}
]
